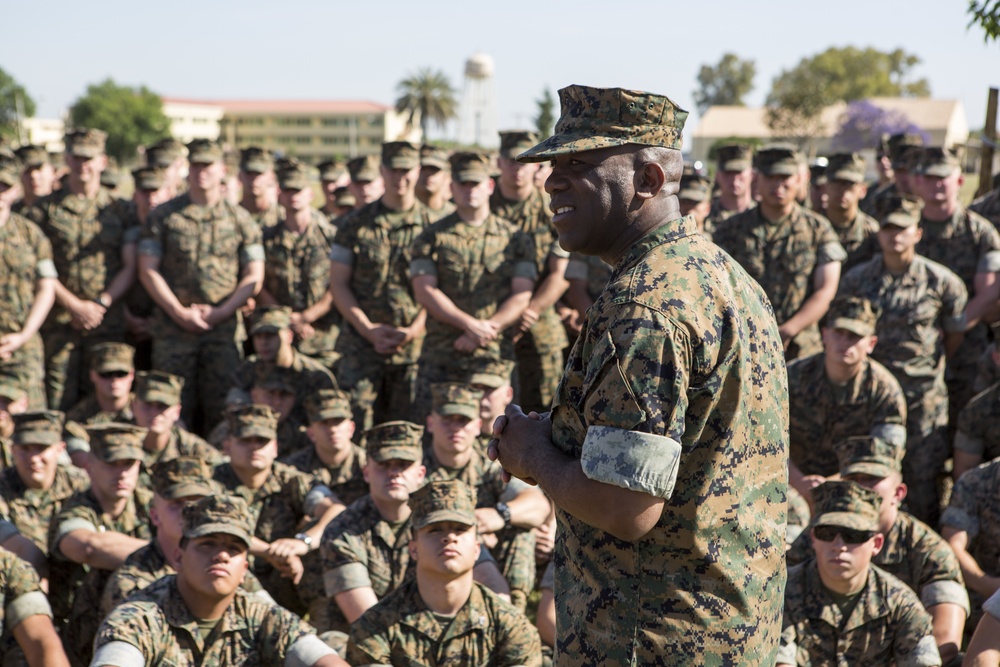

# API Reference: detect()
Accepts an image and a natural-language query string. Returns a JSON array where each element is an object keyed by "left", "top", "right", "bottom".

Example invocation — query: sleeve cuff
[
  {"left": 984, "top": 589, "right": 1000, "bottom": 619},
  {"left": 0, "top": 520, "right": 21, "bottom": 544},
  {"left": 870, "top": 423, "right": 907, "bottom": 449},
  {"left": 940, "top": 506, "right": 979, "bottom": 539},
  {"left": 500, "top": 477, "right": 530, "bottom": 503},
  {"left": 513, "top": 261, "right": 538, "bottom": 281},
  {"left": 540, "top": 561, "right": 554, "bottom": 590},
  {"left": 6, "top": 591, "right": 51, "bottom": 630},
  {"left": 324, "top": 562, "right": 371, "bottom": 596},
  {"left": 943, "top": 313, "right": 967, "bottom": 334},
  {"left": 901, "top": 635, "right": 942, "bottom": 667},
  {"left": 581, "top": 426, "right": 682, "bottom": 500},
  {"left": 137, "top": 239, "right": 163, "bottom": 257},
  {"left": 286, "top": 634, "right": 336, "bottom": 667},
  {"left": 921, "top": 580, "right": 971, "bottom": 615},
  {"left": 241, "top": 244, "right": 265, "bottom": 264},
  {"left": 53, "top": 517, "right": 98, "bottom": 554},
  {"left": 564, "top": 259, "right": 588, "bottom": 281},
  {"left": 817, "top": 241, "right": 848, "bottom": 264},
  {"left": 328, "top": 244, "right": 354, "bottom": 266},
  {"left": 978, "top": 251, "right": 1000, "bottom": 274},
  {"left": 409, "top": 258, "right": 437, "bottom": 278},
  {"left": 304, "top": 486, "right": 335, "bottom": 517},
  {"left": 36, "top": 258, "right": 58, "bottom": 280},
  {"left": 953, "top": 431, "right": 984, "bottom": 455},
  {"left": 549, "top": 241, "right": 570, "bottom": 259},
  {"left": 91, "top": 641, "right": 146, "bottom": 667}
]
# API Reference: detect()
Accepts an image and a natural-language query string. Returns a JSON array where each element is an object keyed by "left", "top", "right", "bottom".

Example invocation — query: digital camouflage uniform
[
  {"left": 824, "top": 152, "right": 881, "bottom": 274},
  {"left": 418, "top": 144, "right": 457, "bottom": 224},
  {"left": 64, "top": 392, "right": 135, "bottom": 426},
  {"left": 713, "top": 148, "right": 846, "bottom": 360},
  {"left": 955, "top": 382, "right": 1000, "bottom": 466},
  {"left": 329, "top": 148, "right": 432, "bottom": 430},
  {"left": 839, "top": 199, "right": 968, "bottom": 526},
  {"left": 704, "top": 143, "right": 756, "bottom": 234},
  {"left": 969, "top": 187, "right": 1000, "bottom": 227},
  {"left": 139, "top": 142, "right": 264, "bottom": 432},
  {"left": 240, "top": 146, "right": 285, "bottom": 230},
  {"left": 0, "top": 548, "right": 55, "bottom": 665}
]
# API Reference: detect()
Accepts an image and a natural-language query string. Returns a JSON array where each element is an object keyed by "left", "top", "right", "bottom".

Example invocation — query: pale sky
[{"left": 5, "top": 0, "right": 999, "bottom": 141}]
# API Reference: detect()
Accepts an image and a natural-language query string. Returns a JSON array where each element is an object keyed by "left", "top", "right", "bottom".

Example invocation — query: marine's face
[
  {"left": 306, "top": 416, "right": 356, "bottom": 455},
  {"left": 348, "top": 178, "right": 383, "bottom": 206},
  {"left": 151, "top": 494, "right": 204, "bottom": 547},
  {"left": 278, "top": 186, "right": 313, "bottom": 213},
  {"left": 825, "top": 179, "right": 865, "bottom": 213},
  {"left": 90, "top": 457, "right": 141, "bottom": 500},
  {"left": 499, "top": 156, "right": 538, "bottom": 190},
  {"left": 757, "top": 172, "right": 800, "bottom": 209},
  {"left": 382, "top": 165, "right": 420, "bottom": 199},
  {"left": 427, "top": 413, "right": 481, "bottom": 458},
  {"left": 876, "top": 223, "right": 922, "bottom": 256},
  {"left": 821, "top": 327, "right": 875, "bottom": 366},
  {"left": 472, "top": 382, "right": 513, "bottom": 429},
  {"left": 12, "top": 441, "right": 63, "bottom": 490},
  {"left": 178, "top": 533, "right": 249, "bottom": 598},
  {"left": 913, "top": 170, "right": 962, "bottom": 208},
  {"left": 241, "top": 170, "right": 273, "bottom": 198},
  {"left": 364, "top": 457, "right": 425, "bottom": 504},
  {"left": 811, "top": 526, "right": 882, "bottom": 584},
  {"left": 418, "top": 166, "right": 448, "bottom": 195},
  {"left": 412, "top": 520, "right": 480, "bottom": 577},
  {"left": 90, "top": 368, "right": 134, "bottom": 401},
  {"left": 451, "top": 178, "right": 494, "bottom": 213},
  {"left": 132, "top": 398, "right": 181, "bottom": 433},
  {"left": 227, "top": 435, "right": 277, "bottom": 473},
  {"left": 66, "top": 153, "right": 106, "bottom": 185},
  {"left": 716, "top": 167, "right": 751, "bottom": 197},
  {"left": 249, "top": 386, "right": 295, "bottom": 422},
  {"left": 23, "top": 163, "right": 55, "bottom": 195},
  {"left": 189, "top": 161, "right": 225, "bottom": 191}
]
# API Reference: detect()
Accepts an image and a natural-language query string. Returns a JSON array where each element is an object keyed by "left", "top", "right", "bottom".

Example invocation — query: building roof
[{"left": 161, "top": 98, "right": 391, "bottom": 114}]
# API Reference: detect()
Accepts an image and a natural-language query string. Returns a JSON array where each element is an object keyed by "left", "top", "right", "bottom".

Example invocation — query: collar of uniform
[
  {"left": 805, "top": 561, "right": 886, "bottom": 630},
  {"left": 453, "top": 214, "right": 506, "bottom": 239},
  {"left": 161, "top": 576, "right": 252, "bottom": 643},
  {"left": 611, "top": 215, "right": 697, "bottom": 275},
  {"left": 424, "top": 447, "right": 485, "bottom": 481},
  {"left": 321, "top": 445, "right": 365, "bottom": 487},
  {"left": 872, "top": 514, "right": 905, "bottom": 566},
  {"left": 871, "top": 253, "right": 925, "bottom": 285},
  {"left": 398, "top": 579, "right": 490, "bottom": 639},
  {"left": 823, "top": 357, "right": 870, "bottom": 403},
  {"left": 918, "top": 208, "right": 963, "bottom": 240},
  {"left": 373, "top": 500, "right": 412, "bottom": 548},
  {"left": 62, "top": 187, "right": 113, "bottom": 214}
]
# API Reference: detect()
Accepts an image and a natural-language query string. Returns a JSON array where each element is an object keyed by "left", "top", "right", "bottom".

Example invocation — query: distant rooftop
[{"left": 162, "top": 98, "right": 392, "bottom": 114}]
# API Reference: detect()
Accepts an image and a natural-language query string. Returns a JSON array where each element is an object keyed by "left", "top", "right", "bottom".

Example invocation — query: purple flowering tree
[{"left": 832, "top": 100, "right": 930, "bottom": 152}]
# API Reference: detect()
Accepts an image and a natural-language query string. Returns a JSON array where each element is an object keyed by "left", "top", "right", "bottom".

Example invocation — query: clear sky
[{"left": 5, "top": 0, "right": 999, "bottom": 140}]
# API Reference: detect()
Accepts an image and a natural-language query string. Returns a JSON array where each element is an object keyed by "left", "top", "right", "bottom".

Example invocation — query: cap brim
[
  {"left": 758, "top": 164, "right": 799, "bottom": 176},
  {"left": 311, "top": 408, "right": 352, "bottom": 422},
  {"left": 69, "top": 147, "right": 102, "bottom": 158},
  {"left": 0, "top": 386, "right": 23, "bottom": 402},
  {"left": 249, "top": 324, "right": 283, "bottom": 335},
  {"left": 95, "top": 362, "right": 133, "bottom": 373},
  {"left": 12, "top": 433, "right": 60, "bottom": 446},
  {"left": 516, "top": 133, "right": 629, "bottom": 163},
  {"left": 813, "top": 512, "right": 877, "bottom": 532},
  {"left": 921, "top": 164, "right": 958, "bottom": 178},
  {"left": 352, "top": 170, "right": 379, "bottom": 182},
  {"left": 158, "top": 482, "right": 214, "bottom": 500},
  {"left": 139, "top": 390, "right": 180, "bottom": 406},
  {"left": 881, "top": 213, "right": 918, "bottom": 228},
  {"left": 841, "top": 462, "right": 896, "bottom": 479},
  {"left": 0, "top": 174, "right": 20, "bottom": 186},
  {"left": 99, "top": 447, "right": 145, "bottom": 463},
  {"left": 435, "top": 406, "right": 480, "bottom": 420},
  {"left": 385, "top": 158, "right": 419, "bottom": 170},
  {"left": 185, "top": 524, "right": 251, "bottom": 547},
  {"left": 413, "top": 510, "right": 477, "bottom": 530},
  {"left": 232, "top": 426, "right": 276, "bottom": 440},
  {"left": 421, "top": 158, "right": 449, "bottom": 170},
  {"left": 453, "top": 170, "right": 491, "bottom": 183},
  {"left": 829, "top": 170, "right": 864, "bottom": 183},
  {"left": 242, "top": 162, "right": 271, "bottom": 173},
  {"left": 678, "top": 188, "right": 708, "bottom": 202},
  {"left": 828, "top": 318, "right": 873, "bottom": 338},
  {"left": 468, "top": 373, "right": 505, "bottom": 389},
  {"left": 190, "top": 154, "right": 220, "bottom": 165},
  {"left": 369, "top": 446, "right": 422, "bottom": 463},
  {"left": 720, "top": 160, "right": 751, "bottom": 172}
]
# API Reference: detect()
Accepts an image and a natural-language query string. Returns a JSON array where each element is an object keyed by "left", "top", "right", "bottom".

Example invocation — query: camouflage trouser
[
  {"left": 514, "top": 308, "right": 568, "bottom": 414},
  {"left": 492, "top": 527, "right": 537, "bottom": 612},
  {"left": 335, "top": 347, "right": 419, "bottom": 436},
  {"left": 0, "top": 333, "right": 46, "bottom": 410},
  {"left": 42, "top": 327, "right": 120, "bottom": 412},
  {"left": 297, "top": 322, "right": 340, "bottom": 374},
  {"left": 900, "top": 386, "right": 950, "bottom": 527},
  {"left": 151, "top": 312, "right": 243, "bottom": 436}
]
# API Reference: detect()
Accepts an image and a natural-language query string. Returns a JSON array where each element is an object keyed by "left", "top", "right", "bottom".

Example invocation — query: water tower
[{"left": 458, "top": 53, "right": 498, "bottom": 148}]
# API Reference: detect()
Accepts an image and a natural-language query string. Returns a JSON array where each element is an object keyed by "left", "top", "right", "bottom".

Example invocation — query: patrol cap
[
  {"left": 877, "top": 193, "right": 923, "bottom": 229},
  {"left": 824, "top": 296, "right": 878, "bottom": 337},
  {"left": 305, "top": 389, "right": 353, "bottom": 423},
  {"left": 317, "top": 160, "right": 346, "bottom": 182},
  {"left": 887, "top": 132, "right": 924, "bottom": 169},
  {"left": 333, "top": 186, "right": 355, "bottom": 208},
  {"left": 134, "top": 370, "right": 184, "bottom": 407},
  {"left": 462, "top": 358, "right": 514, "bottom": 389},
  {"left": 100, "top": 157, "right": 121, "bottom": 189},
  {"left": 836, "top": 436, "right": 902, "bottom": 480},
  {"left": 251, "top": 365, "right": 297, "bottom": 395},
  {"left": 227, "top": 404, "right": 279, "bottom": 440},
  {"left": 914, "top": 146, "right": 961, "bottom": 178},
  {"left": 132, "top": 166, "right": 166, "bottom": 192},
  {"left": 499, "top": 131, "right": 540, "bottom": 159},
  {"left": 678, "top": 173, "right": 711, "bottom": 202},
  {"left": 811, "top": 480, "right": 881, "bottom": 533},
  {"left": 348, "top": 155, "right": 380, "bottom": 182},
  {"left": 14, "top": 144, "right": 49, "bottom": 168},
  {"left": 409, "top": 479, "right": 477, "bottom": 530},
  {"left": 0, "top": 153, "right": 20, "bottom": 187},
  {"left": 420, "top": 144, "right": 450, "bottom": 170},
  {"left": 364, "top": 421, "right": 424, "bottom": 463},
  {"left": 65, "top": 128, "right": 107, "bottom": 158},
  {"left": 715, "top": 143, "right": 752, "bottom": 172},
  {"left": 277, "top": 160, "right": 313, "bottom": 190},
  {"left": 87, "top": 423, "right": 145, "bottom": 463},
  {"left": 90, "top": 342, "right": 135, "bottom": 373},
  {"left": 754, "top": 144, "right": 803, "bottom": 176},
  {"left": 826, "top": 153, "right": 866, "bottom": 183},
  {"left": 182, "top": 494, "right": 254, "bottom": 547},
  {"left": 382, "top": 141, "right": 420, "bottom": 170},
  {"left": 431, "top": 383, "right": 481, "bottom": 420},
  {"left": 249, "top": 305, "right": 291, "bottom": 335},
  {"left": 240, "top": 146, "right": 274, "bottom": 173},
  {"left": 12, "top": 411, "right": 64, "bottom": 446},
  {"left": 151, "top": 456, "right": 215, "bottom": 500},
  {"left": 187, "top": 139, "right": 223, "bottom": 165},
  {"left": 809, "top": 158, "right": 829, "bottom": 186},
  {"left": 145, "top": 138, "right": 186, "bottom": 168},
  {"left": 517, "top": 85, "right": 688, "bottom": 162},
  {"left": 449, "top": 152, "right": 492, "bottom": 183}
]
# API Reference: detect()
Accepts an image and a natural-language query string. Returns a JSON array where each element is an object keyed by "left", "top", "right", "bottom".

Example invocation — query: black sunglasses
[
  {"left": 98, "top": 370, "right": 130, "bottom": 380},
  {"left": 813, "top": 525, "right": 876, "bottom": 544}
]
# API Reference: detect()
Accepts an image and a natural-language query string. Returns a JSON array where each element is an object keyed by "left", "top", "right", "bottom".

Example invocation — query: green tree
[
  {"left": 765, "top": 46, "right": 931, "bottom": 143},
  {"left": 534, "top": 87, "right": 556, "bottom": 138},
  {"left": 69, "top": 79, "right": 169, "bottom": 163},
  {"left": 395, "top": 68, "right": 457, "bottom": 139},
  {"left": 692, "top": 54, "right": 756, "bottom": 116},
  {"left": 0, "top": 68, "right": 36, "bottom": 141},
  {"left": 968, "top": 0, "right": 1000, "bottom": 42}
]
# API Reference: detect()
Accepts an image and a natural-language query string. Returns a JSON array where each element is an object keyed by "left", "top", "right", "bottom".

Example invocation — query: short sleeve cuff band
[{"left": 581, "top": 425, "right": 682, "bottom": 500}]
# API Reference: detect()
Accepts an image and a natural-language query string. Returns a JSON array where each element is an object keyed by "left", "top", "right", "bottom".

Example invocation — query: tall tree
[
  {"left": 395, "top": 68, "right": 457, "bottom": 139},
  {"left": 534, "top": 88, "right": 556, "bottom": 138},
  {"left": 765, "top": 46, "right": 931, "bottom": 143},
  {"left": 968, "top": 0, "right": 1000, "bottom": 42},
  {"left": 0, "top": 68, "right": 36, "bottom": 141},
  {"left": 692, "top": 53, "right": 756, "bottom": 116},
  {"left": 69, "top": 79, "right": 169, "bottom": 163}
]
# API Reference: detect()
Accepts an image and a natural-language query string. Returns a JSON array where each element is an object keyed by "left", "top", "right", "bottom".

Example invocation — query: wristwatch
[
  {"left": 295, "top": 532, "right": 313, "bottom": 550},
  {"left": 95, "top": 294, "right": 112, "bottom": 308},
  {"left": 495, "top": 502, "right": 512, "bottom": 526}
]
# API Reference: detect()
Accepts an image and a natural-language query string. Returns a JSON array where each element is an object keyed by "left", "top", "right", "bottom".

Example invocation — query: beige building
[
  {"left": 21, "top": 117, "right": 65, "bottom": 151},
  {"left": 162, "top": 99, "right": 224, "bottom": 143}
]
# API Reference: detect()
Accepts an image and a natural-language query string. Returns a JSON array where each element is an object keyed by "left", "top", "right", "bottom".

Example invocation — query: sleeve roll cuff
[
  {"left": 983, "top": 589, "right": 1000, "bottom": 619},
  {"left": 323, "top": 562, "right": 371, "bottom": 597},
  {"left": 286, "top": 635, "right": 337, "bottom": 667},
  {"left": 137, "top": 239, "right": 163, "bottom": 257},
  {"left": 870, "top": 423, "right": 907, "bottom": 449},
  {"left": 241, "top": 244, "right": 265, "bottom": 264},
  {"left": 36, "top": 258, "right": 58, "bottom": 280},
  {"left": 328, "top": 244, "right": 355, "bottom": 266},
  {"left": 921, "top": 580, "right": 971, "bottom": 615},
  {"left": 952, "top": 432, "right": 984, "bottom": 455},
  {"left": 901, "top": 635, "right": 942, "bottom": 667},
  {"left": 90, "top": 641, "right": 145, "bottom": 667},
  {"left": 512, "top": 261, "right": 538, "bottom": 281},
  {"left": 581, "top": 426, "right": 682, "bottom": 500},
  {"left": 817, "top": 241, "right": 848, "bottom": 264},
  {"left": 409, "top": 258, "right": 437, "bottom": 278},
  {"left": 939, "top": 506, "right": 979, "bottom": 539},
  {"left": 6, "top": 591, "right": 51, "bottom": 630}
]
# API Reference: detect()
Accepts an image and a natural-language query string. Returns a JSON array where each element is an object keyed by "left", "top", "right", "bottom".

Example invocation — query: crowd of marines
[{"left": 0, "top": 110, "right": 999, "bottom": 666}]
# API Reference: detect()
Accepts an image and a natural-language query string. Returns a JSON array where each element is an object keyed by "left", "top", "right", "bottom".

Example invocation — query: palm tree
[{"left": 395, "top": 68, "right": 457, "bottom": 139}]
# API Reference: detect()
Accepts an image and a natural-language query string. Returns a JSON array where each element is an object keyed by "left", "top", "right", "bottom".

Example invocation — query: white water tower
[{"left": 458, "top": 53, "right": 498, "bottom": 148}]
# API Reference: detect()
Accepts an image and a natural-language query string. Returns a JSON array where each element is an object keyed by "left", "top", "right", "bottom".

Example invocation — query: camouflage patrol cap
[
  {"left": 333, "top": 186, "right": 355, "bottom": 208},
  {"left": 101, "top": 157, "right": 122, "bottom": 189},
  {"left": 12, "top": 411, "right": 64, "bottom": 446},
  {"left": 0, "top": 153, "right": 20, "bottom": 187},
  {"left": 135, "top": 370, "right": 184, "bottom": 407},
  {"left": 382, "top": 142, "right": 420, "bottom": 170},
  {"left": 462, "top": 357, "right": 514, "bottom": 389},
  {"left": 409, "top": 479, "right": 477, "bottom": 530},
  {"left": 517, "top": 85, "right": 688, "bottom": 163},
  {"left": 277, "top": 160, "right": 313, "bottom": 190},
  {"left": 305, "top": 389, "right": 353, "bottom": 423},
  {"left": 449, "top": 152, "right": 492, "bottom": 183},
  {"left": 249, "top": 305, "right": 292, "bottom": 335},
  {"left": 809, "top": 158, "right": 828, "bottom": 186},
  {"left": 420, "top": 144, "right": 450, "bottom": 170},
  {"left": 90, "top": 342, "right": 135, "bottom": 373},
  {"left": 151, "top": 456, "right": 214, "bottom": 500},
  {"left": 145, "top": 138, "right": 186, "bottom": 168},
  {"left": 240, "top": 146, "right": 274, "bottom": 173},
  {"left": 65, "top": 128, "right": 107, "bottom": 158},
  {"left": 826, "top": 153, "right": 866, "bottom": 184},
  {"left": 87, "top": 423, "right": 145, "bottom": 463},
  {"left": 877, "top": 193, "right": 923, "bottom": 229},
  {"left": 499, "top": 131, "right": 540, "bottom": 159},
  {"left": 182, "top": 494, "right": 253, "bottom": 547},
  {"left": 252, "top": 364, "right": 297, "bottom": 395},
  {"left": 431, "top": 383, "right": 481, "bottom": 420},
  {"left": 716, "top": 143, "right": 752, "bottom": 172},
  {"left": 348, "top": 155, "right": 380, "bottom": 182},
  {"left": 227, "top": 404, "right": 279, "bottom": 440},
  {"left": 887, "top": 132, "right": 924, "bottom": 169},
  {"left": 836, "top": 436, "right": 902, "bottom": 480},
  {"left": 14, "top": 144, "right": 49, "bottom": 168},
  {"left": 811, "top": 480, "right": 881, "bottom": 533},
  {"left": 223, "top": 149, "right": 240, "bottom": 172},
  {"left": 678, "top": 172, "right": 711, "bottom": 202},
  {"left": 754, "top": 144, "right": 803, "bottom": 176},
  {"left": 317, "top": 160, "right": 346, "bottom": 182},
  {"left": 187, "top": 139, "right": 223, "bottom": 165},
  {"left": 364, "top": 421, "right": 424, "bottom": 463},
  {"left": 914, "top": 146, "right": 962, "bottom": 178},
  {"left": 824, "top": 296, "right": 878, "bottom": 337},
  {"left": 132, "top": 166, "right": 166, "bottom": 191}
]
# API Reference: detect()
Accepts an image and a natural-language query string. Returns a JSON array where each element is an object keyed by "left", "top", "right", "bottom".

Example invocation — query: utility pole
[{"left": 979, "top": 87, "right": 998, "bottom": 198}]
